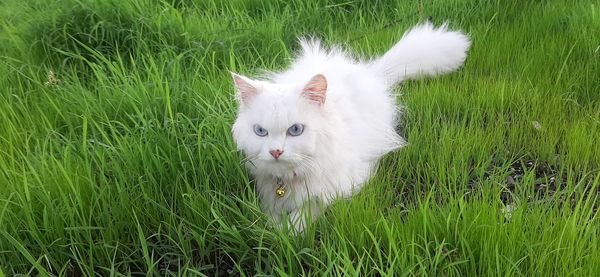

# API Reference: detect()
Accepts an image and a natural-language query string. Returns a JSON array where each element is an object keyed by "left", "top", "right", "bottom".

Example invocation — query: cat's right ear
[{"left": 231, "top": 72, "right": 259, "bottom": 104}]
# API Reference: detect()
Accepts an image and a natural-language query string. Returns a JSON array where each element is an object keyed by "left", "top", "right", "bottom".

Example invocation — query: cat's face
[{"left": 231, "top": 73, "right": 327, "bottom": 178}]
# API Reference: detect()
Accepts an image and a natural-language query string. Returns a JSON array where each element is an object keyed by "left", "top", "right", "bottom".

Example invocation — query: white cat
[{"left": 231, "top": 22, "right": 470, "bottom": 232}]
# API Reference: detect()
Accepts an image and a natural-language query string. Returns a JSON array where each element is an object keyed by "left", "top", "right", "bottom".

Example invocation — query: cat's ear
[
  {"left": 231, "top": 72, "right": 259, "bottom": 104},
  {"left": 301, "top": 74, "right": 327, "bottom": 106}
]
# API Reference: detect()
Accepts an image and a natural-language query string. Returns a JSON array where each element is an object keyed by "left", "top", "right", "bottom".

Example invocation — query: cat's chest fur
[
  {"left": 252, "top": 161, "right": 368, "bottom": 219},
  {"left": 255, "top": 174, "right": 321, "bottom": 214}
]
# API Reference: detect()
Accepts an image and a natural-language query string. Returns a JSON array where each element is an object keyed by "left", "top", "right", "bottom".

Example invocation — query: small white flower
[
  {"left": 502, "top": 204, "right": 516, "bottom": 220},
  {"left": 45, "top": 70, "right": 60, "bottom": 86}
]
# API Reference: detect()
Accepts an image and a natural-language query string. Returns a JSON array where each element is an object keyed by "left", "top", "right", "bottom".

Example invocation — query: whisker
[{"left": 240, "top": 154, "right": 259, "bottom": 168}]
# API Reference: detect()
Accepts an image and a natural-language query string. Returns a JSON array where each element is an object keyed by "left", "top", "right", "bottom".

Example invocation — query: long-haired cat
[{"left": 231, "top": 22, "right": 470, "bottom": 232}]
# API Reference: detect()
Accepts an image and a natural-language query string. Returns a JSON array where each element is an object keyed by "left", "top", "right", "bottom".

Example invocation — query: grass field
[{"left": 1, "top": 0, "right": 599, "bottom": 275}]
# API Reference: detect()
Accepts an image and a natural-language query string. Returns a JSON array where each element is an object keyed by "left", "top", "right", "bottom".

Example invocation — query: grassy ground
[{"left": 1, "top": 0, "right": 599, "bottom": 275}]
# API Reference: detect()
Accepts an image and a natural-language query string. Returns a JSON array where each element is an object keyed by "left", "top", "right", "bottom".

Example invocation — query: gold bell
[{"left": 275, "top": 186, "right": 286, "bottom": 197}]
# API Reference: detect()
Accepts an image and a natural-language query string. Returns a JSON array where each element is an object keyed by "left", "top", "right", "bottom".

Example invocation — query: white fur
[
  {"left": 371, "top": 22, "right": 471, "bottom": 82},
  {"left": 231, "top": 22, "right": 470, "bottom": 232}
]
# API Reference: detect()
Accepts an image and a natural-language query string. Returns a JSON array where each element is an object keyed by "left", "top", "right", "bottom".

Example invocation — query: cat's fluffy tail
[{"left": 371, "top": 22, "right": 470, "bottom": 83}]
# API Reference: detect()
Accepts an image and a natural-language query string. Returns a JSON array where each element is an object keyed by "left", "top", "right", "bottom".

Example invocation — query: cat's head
[{"left": 231, "top": 73, "right": 329, "bottom": 178}]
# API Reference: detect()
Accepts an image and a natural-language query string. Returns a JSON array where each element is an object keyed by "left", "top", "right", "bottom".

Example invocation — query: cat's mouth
[
  {"left": 265, "top": 158, "right": 292, "bottom": 166},
  {"left": 259, "top": 158, "right": 297, "bottom": 172},
  {"left": 247, "top": 154, "right": 306, "bottom": 176}
]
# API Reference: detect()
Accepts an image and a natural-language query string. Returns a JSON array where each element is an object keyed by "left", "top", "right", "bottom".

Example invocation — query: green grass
[{"left": 1, "top": 0, "right": 599, "bottom": 275}]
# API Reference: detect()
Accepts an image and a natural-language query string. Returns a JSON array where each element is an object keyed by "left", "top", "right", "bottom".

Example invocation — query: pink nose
[{"left": 269, "top": 149, "right": 283, "bottom": 159}]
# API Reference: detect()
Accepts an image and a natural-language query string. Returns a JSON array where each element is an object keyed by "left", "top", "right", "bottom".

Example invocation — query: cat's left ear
[
  {"left": 301, "top": 74, "right": 327, "bottom": 106},
  {"left": 231, "top": 72, "right": 260, "bottom": 104}
]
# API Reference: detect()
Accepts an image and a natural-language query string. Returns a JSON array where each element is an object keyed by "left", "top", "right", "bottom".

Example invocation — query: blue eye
[
  {"left": 287, "top": 123, "right": 304, "bottom": 136},
  {"left": 253, "top": 124, "right": 268, "bottom": 137}
]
